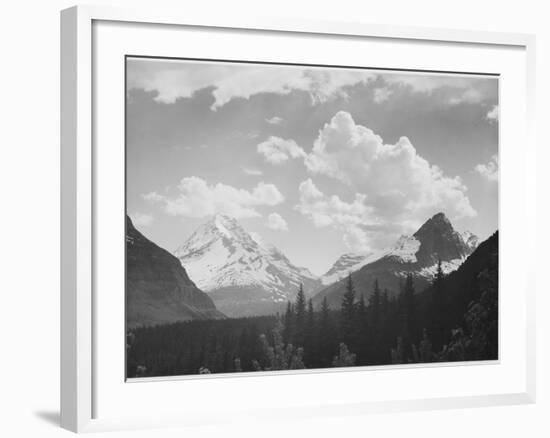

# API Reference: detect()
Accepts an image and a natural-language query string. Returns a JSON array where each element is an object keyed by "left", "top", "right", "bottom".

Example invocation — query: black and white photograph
[{"left": 125, "top": 57, "right": 499, "bottom": 378}]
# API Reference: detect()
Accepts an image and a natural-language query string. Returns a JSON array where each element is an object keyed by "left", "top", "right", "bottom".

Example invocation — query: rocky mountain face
[
  {"left": 313, "top": 213, "right": 478, "bottom": 308},
  {"left": 126, "top": 215, "right": 223, "bottom": 328},
  {"left": 174, "top": 214, "right": 321, "bottom": 317}
]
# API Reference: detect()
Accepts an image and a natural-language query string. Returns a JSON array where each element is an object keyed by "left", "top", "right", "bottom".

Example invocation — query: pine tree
[
  {"left": 431, "top": 259, "right": 446, "bottom": 350},
  {"left": 357, "top": 293, "right": 366, "bottom": 319},
  {"left": 283, "top": 301, "right": 294, "bottom": 344},
  {"left": 321, "top": 296, "right": 330, "bottom": 319},
  {"left": 370, "top": 279, "right": 381, "bottom": 329},
  {"left": 319, "top": 296, "right": 333, "bottom": 367},
  {"left": 342, "top": 274, "right": 356, "bottom": 316},
  {"left": 341, "top": 274, "right": 356, "bottom": 347},
  {"left": 367, "top": 279, "right": 383, "bottom": 363},
  {"left": 307, "top": 299, "right": 314, "bottom": 327},
  {"left": 295, "top": 284, "right": 306, "bottom": 323},
  {"left": 382, "top": 289, "right": 390, "bottom": 318},
  {"left": 400, "top": 273, "right": 417, "bottom": 360},
  {"left": 355, "top": 293, "right": 368, "bottom": 363},
  {"left": 304, "top": 299, "right": 316, "bottom": 365},
  {"left": 294, "top": 284, "right": 306, "bottom": 346}
]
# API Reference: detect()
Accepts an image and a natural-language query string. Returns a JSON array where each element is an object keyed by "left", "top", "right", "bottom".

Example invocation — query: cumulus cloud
[
  {"left": 144, "top": 176, "right": 284, "bottom": 219},
  {"left": 296, "top": 111, "right": 477, "bottom": 252},
  {"left": 373, "top": 87, "right": 393, "bottom": 103},
  {"left": 475, "top": 155, "right": 498, "bottom": 182},
  {"left": 486, "top": 105, "right": 499, "bottom": 122},
  {"left": 130, "top": 212, "right": 154, "bottom": 227},
  {"left": 296, "top": 179, "right": 374, "bottom": 252},
  {"left": 297, "top": 179, "right": 371, "bottom": 227},
  {"left": 127, "top": 59, "right": 375, "bottom": 110},
  {"left": 266, "top": 213, "right": 289, "bottom": 231},
  {"left": 257, "top": 136, "right": 306, "bottom": 164},
  {"left": 265, "top": 116, "right": 283, "bottom": 125}
]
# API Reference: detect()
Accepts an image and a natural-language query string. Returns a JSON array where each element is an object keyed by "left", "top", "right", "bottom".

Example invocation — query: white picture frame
[{"left": 60, "top": 4, "right": 536, "bottom": 433}]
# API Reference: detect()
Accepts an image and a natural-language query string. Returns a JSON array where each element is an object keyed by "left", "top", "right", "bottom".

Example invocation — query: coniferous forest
[{"left": 126, "top": 232, "right": 498, "bottom": 378}]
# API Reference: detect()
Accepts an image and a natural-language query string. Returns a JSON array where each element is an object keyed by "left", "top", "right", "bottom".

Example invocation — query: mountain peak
[
  {"left": 414, "top": 212, "right": 454, "bottom": 237},
  {"left": 432, "top": 212, "right": 449, "bottom": 220},
  {"left": 410, "top": 212, "right": 476, "bottom": 266},
  {"left": 212, "top": 213, "right": 236, "bottom": 224},
  {"left": 427, "top": 212, "right": 451, "bottom": 226},
  {"left": 174, "top": 215, "right": 321, "bottom": 316},
  {"left": 210, "top": 213, "right": 239, "bottom": 231}
]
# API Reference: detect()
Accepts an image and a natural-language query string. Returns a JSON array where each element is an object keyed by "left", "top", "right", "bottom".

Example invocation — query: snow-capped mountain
[
  {"left": 314, "top": 213, "right": 479, "bottom": 308},
  {"left": 320, "top": 214, "right": 478, "bottom": 288},
  {"left": 174, "top": 214, "right": 321, "bottom": 317}
]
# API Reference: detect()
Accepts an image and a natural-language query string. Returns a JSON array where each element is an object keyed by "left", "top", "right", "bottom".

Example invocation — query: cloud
[
  {"left": 373, "top": 87, "right": 392, "bottom": 103},
  {"left": 475, "top": 155, "right": 498, "bottom": 182},
  {"left": 142, "top": 192, "right": 164, "bottom": 202},
  {"left": 127, "top": 59, "right": 375, "bottom": 110},
  {"left": 296, "top": 179, "right": 372, "bottom": 228},
  {"left": 257, "top": 136, "right": 306, "bottom": 164},
  {"left": 130, "top": 212, "right": 154, "bottom": 227},
  {"left": 128, "top": 59, "right": 496, "bottom": 112},
  {"left": 383, "top": 73, "right": 495, "bottom": 106},
  {"left": 448, "top": 88, "right": 483, "bottom": 105},
  {"left": 296, "top": 111, "right": 477, "bottom": 252},
  {"left": 266, "top": 213, "right": 289, "bottom": 231},
  {"left": 486, "top": 105, "right": 499, "bottom": 122},
  {"left": 242, "top": 167, "right": 263, "bottom": 176},
  {"left": 144, "top": 176, "right": 284, "bottom": 219},
  {"left": 296, "top": 179, "right": 374, "bottom": 252},
  {"left": 265, "top": 116, "right": 283, "bottom": 125}
]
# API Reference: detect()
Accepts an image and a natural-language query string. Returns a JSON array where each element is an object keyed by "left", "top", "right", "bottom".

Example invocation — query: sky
[{"left": 126, "top": 57, "right": 499, "bottom": 276}]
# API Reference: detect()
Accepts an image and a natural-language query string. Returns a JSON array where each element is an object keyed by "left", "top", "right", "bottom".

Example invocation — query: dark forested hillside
[
  {"left": 126, "top": 215, "right": 224, "bottom": 328},
  {"left": 127, "top": 232, "right": 498, "bottom": 378}
]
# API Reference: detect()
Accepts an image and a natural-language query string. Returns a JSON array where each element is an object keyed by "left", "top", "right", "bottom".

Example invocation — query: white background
[{"left": 0, "top": 0, "right": 546, "bottom": 437}]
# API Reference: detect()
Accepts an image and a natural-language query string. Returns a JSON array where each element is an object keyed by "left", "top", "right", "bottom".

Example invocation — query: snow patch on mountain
[
  {"left": 385, "top": 235, "right": 421, "bottom": 263},
  {"left": 418, "top": 258, "right": 466, "bottom": 278},
  {"left": 174, "top": 215, "right": 320, "bottom": 304},
  {"left": 321, "top": 235, "right": 422, "bottom": 285}
]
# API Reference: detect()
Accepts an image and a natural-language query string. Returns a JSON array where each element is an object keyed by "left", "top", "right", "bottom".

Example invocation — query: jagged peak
[
  {"left": 425, "top": 212, "right": 452, "bottom": 227},
  {"left": 414, "top": 212, "right": 455, "bottom": 236},
  {"left": 431, "top": 212, "right": 450, "bottom": 221}
]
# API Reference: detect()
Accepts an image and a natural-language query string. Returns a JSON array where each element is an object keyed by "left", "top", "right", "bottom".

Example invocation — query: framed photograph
[{"left": 61, "top": 5, "right": 536, "bottom": 433}]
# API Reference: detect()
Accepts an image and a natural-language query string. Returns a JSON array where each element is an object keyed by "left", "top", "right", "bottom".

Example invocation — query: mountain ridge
[
  {"left": 126, "top": 215, "right": 224, "bottom": 328},
  {"left": 175, "top": 214, "right": 321, "bottom": 317},
  {"left": 313, "top": 212, "right": 479, "bottom": 308}
]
